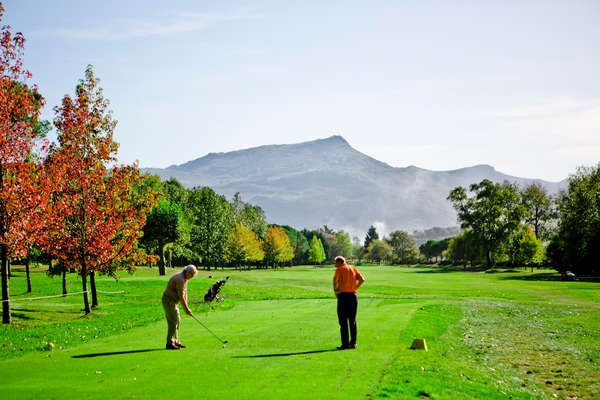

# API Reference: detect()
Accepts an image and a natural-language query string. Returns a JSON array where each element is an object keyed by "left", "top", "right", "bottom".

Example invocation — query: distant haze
[{"left": 143, "top": 136, "right": 566, "bottom": 237}]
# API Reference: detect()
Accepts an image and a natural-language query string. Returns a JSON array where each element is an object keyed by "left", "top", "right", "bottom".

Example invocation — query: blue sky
[{"left": 4, "top": 0, "right": 599, "bottom": 181}]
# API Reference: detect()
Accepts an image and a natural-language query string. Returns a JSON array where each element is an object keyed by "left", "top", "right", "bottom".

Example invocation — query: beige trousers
[{"left": 162, "top": 295, "right": 180, "bottom": 345}]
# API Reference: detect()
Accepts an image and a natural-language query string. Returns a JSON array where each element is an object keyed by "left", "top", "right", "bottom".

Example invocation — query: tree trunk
[
  {"left": 1, "top": 244, "right": 10, "bottom": 324},
  {"left": 168, "top": 248, "right": 172, "bottom": 269},
  {"left": 81, "top": 264, "right": 91, "bottom": 314},
  {"left": 25, "top": 258, "right": 31, "bottom": 293},
  {"left": 62, "top": 270, "right": 67, "bottom": 297},
  {"left": 158, "top": 240, "right": 166, "bottom": 276},
  {"left": 486, "top": 249, "right": 491, "bottom": 268},
  {"left": 90, "top": 270, "right": 98, "bottom": 308}
]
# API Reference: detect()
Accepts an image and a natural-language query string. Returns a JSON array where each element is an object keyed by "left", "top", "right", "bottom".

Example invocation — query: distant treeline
[
  {"left": 135, "top": 175, "right": 460, "bottom": 270},
  {"left": 140, "top": 160, "right": 600, "bottom": 277}
]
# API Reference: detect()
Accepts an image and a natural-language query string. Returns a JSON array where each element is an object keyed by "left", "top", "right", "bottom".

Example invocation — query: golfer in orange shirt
[{"left": 333, "top": 256, "right": 365, "bottom": 350}]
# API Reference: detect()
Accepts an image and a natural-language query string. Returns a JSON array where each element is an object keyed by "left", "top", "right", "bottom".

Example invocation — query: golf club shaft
[{"left": 191, "top": 314, "right": 228, "bottom": 344}]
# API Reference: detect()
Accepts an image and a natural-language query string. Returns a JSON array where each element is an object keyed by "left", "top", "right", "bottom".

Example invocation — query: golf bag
[{"left": 204, "top": 276, "right": 230, "bottom": 303}]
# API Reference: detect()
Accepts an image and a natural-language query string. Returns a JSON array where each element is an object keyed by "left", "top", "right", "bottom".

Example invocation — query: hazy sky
[{"left": 4, "top": 0, "right": 599, "bottom": 181}]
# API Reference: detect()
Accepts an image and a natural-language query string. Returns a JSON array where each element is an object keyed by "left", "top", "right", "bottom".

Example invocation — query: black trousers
[{"left": 337, "top": 292, "right": 358, "bottom": 346}]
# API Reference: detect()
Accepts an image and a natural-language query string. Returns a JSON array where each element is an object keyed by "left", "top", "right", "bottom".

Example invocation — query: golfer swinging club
[
  {"left": 333, "top": 256, "right": 365, "bottom": 350},
  {"left": 162, "top": 265, "right": 198, "bottom": 350}
]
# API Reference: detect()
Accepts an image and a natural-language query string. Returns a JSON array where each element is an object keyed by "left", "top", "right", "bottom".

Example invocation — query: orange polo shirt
[{"left": 334, "top": 263, "right": 364, "bottom": 293}]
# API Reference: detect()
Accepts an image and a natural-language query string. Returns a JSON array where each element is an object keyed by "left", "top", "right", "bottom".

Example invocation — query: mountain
[{"left": 143, "top": 135, "right": 567, "bottom": 236}]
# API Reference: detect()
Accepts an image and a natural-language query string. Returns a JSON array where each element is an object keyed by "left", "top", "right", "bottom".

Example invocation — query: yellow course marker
[{"left": 410, "top": 338, "right": 428, "bottom": 351}]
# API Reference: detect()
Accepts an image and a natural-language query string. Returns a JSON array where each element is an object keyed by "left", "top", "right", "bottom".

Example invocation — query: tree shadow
[
  {"left": 498, "top": 273, "right": 600, "bottom": 282},
  {"left": 72, "top": 348, "right": 163, "bottom": 358},
  {"left": 414, "top": 265, "right": 490, "bottom": 273},
  {"left": 10, "top": 313, "right": 34, "bottom": 320},
  {"left": 232, "top": 348, "right": 339, "bottom": 358}
]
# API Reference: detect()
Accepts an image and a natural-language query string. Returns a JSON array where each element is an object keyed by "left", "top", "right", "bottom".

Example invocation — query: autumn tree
[
  {"left": 516, "top": 226, "right": 543, "bottom": 270},
  {"left": 262, "top": 226, "right": 294, "bottom": 267},
  {"left": 226, "top": 221, "right": 263, "bottom": 267},
  {"left": 0, "top": 4, "right": 47, "bottom": 324},
  {"left": 44, "top": 65, "right": 156, "bottom": 313}
]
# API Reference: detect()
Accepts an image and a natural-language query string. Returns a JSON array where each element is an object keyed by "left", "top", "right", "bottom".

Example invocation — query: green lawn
[{"left": 1, "top": 265, "right": 598, "bottom": 399}]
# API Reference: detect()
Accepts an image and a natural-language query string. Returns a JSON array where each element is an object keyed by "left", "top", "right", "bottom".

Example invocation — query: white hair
[{"left": 183, "top": 265, "right": 198, "bottom": 277}]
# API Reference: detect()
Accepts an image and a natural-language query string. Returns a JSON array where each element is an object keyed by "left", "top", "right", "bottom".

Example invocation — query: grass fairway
[{"left": 1, "top": 265, "right": 598, "bottom": 399}]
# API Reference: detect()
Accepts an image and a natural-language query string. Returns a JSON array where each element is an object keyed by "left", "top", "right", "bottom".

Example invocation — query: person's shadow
[
  {"left": 232, "top": 348, "right": 339, "bottom": 358},
  {"left": 72, "top": 348, "right": 163, "bottom": 358}
]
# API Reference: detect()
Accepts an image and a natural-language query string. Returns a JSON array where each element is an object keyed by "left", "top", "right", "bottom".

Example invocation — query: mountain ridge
[{"left": 143, "top": 135, "right": 566, "bottom": 235}]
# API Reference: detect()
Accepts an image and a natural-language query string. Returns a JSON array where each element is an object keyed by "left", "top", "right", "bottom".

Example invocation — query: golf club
[{"left": 191, "top": 314, "right": 228, "bottom": 344}]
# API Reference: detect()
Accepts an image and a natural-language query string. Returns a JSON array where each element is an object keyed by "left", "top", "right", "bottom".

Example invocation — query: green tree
[
  {"left": 548, "top": 164, "right": 600, "bottom": 275},
  {"left": 366, "top": 239, "right": 392, "bottom": 264},
  {"left": 419, "top": 240, "right": 435, "bottom": 263},
  {"left": 448, "top": 179, "right": 527, "bottom": 267},
  {"left": 446, "top": 235, "right": 465, "bottom": 266},
  {"left": 162, "top": 177, "right": 188, "bottom": 206},
  {"left": 301, "top": 229, "right": 330, "bottom": 261},
  {"left": 446, "top": 230, "right": 485, "bottom": 267},
  {"left": 187, "top": 187, "right": 233, "bottom": 270},
  {"left": 140, "top": 199, "right": 183, "bottom": 275},
  {"left": 231, "top": 192, "right": 268, "bottom": 239},
  {"left": 352, "top": 236, "right": 364, "bottom": 263},
  {"left": 520, "top": 183, "right": 554, "bottom": 240},
  {"left": 308, "top": 235, "right": 326, "bottom": 264},
  {"left": 281, "top": 225, "right": 309, "bottom": 264},
  {"left": 386, "top": 230, "right": 419, "bottom": 264},
  {"left": 330, "top": 230, "right": 353, "bottom": 259},
  {"left": 135, "top": 174, "right": 164, "bottom": 199},
  {"left": 364, "top": 225, "right": 379, "bottom": 249},
  {"left": 322, "top": 225, "right": 334, "bottom": 234}
]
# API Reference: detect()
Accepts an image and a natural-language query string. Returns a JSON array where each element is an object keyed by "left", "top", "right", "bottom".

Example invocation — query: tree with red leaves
[
  {"left": 44, "top": 65, "right": 157, "bottom": 314},
  {"left": 0, "top": 2, "right": 47, "bottom": 324}
]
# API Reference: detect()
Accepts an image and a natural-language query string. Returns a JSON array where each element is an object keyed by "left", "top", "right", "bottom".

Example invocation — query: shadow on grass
[
  {"left": 11, "top": 307, "right": 78, "bottom": 314},
  {"left": 11, "top": 313, "right": 34, "bottom": 320},
  {"left": 414, "top": 265, "right": 490, "bottom": 273},
  {"left": 499, "top": 273, "right": 600, "bottom": 282},
  {"left": 232, "top": 348, "right": 338, "bottom": 358},
  {"left": 72, "top": 348, "right": 163, "bottom": 358}
]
